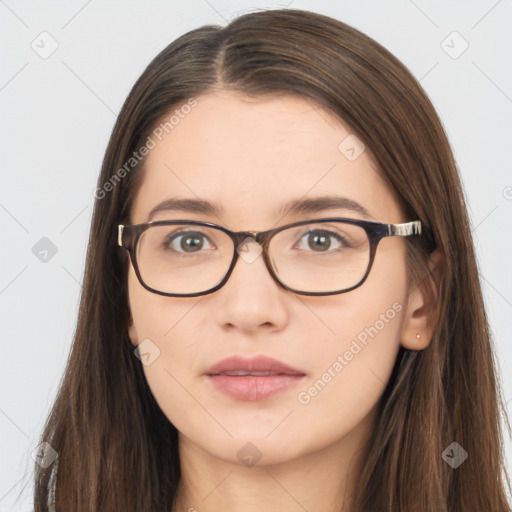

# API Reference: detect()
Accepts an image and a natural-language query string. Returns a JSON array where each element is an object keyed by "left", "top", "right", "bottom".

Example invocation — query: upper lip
[{"left": 205, "top": 355, "right": 306, "bottom": 376}]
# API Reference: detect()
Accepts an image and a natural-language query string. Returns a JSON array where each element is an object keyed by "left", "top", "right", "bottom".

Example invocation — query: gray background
[{"left": 1, "top": 1, "right": 511, "bottom": 509}]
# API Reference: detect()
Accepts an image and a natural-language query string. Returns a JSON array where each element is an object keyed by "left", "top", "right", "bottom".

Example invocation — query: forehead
[{"left": 130, "top": 91, "right": 403, "bottom": 227}]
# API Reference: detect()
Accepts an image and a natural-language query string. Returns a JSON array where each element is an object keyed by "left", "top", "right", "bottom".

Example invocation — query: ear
[
  {"left": 400, "top": 248, "right": 444, "bottom": 350},
  {"left": 127, "top": 312, "right": 139, "bottom": 347}
]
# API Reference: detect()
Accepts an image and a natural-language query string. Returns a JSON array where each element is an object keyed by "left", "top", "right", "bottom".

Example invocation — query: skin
[{"left": 126, "top": 90, "right": 440, "bottom": 512}]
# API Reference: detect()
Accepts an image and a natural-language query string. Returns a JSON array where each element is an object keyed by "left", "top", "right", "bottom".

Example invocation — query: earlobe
[
  {"left": 408, "top": 332, "right": 427, "bottom": 350},
  {"left": 400, "top": 248, "right": 444, "bottom": 350}
]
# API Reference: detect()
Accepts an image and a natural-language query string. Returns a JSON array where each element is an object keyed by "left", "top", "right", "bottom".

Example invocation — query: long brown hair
[{"left": 33, "top": 8, "right": 511, "bottom": 511}]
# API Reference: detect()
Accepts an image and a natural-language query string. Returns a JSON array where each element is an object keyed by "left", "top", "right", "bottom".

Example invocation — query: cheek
[
  {"left": 290, "top": 295, "right": 404, "bottom": 442},
  {"left": 127, "top": 270, "right": 205, "bottom": 424},
  {"left": 127, "top": 267, "right": 201, "bottom": 343}
]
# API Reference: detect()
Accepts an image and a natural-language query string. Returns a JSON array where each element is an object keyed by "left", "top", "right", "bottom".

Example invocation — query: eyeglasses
[{"left": 117, "top": 217, "right": 423, "bottom": 297}]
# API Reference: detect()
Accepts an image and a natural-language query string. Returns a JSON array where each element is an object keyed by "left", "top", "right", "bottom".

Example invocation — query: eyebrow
[{"left": 147, "top": 195, "right": 374, "bottom": 221}]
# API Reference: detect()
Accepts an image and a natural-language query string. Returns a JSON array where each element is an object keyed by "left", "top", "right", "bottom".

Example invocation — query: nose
[{"left": 214, "top": 238, "right": 289, "bottom": 332}]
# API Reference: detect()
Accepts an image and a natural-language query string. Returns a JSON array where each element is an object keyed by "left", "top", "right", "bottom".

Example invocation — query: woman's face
[{"left": 127, "top": 90, "right": 423, "bottom": 466}]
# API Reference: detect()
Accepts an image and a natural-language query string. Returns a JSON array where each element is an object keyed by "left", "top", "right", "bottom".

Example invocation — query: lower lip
[{"left": 206, "top": 374, "right": 305, "bottom": 401}]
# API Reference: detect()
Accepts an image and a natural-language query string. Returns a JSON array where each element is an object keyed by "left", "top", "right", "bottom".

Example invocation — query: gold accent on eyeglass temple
[
  {"left": 118, "top": 225, "right": 124, "bottom": 247},
  {"left": 388, "top": 220, "right": 422, "bottom": 237}
]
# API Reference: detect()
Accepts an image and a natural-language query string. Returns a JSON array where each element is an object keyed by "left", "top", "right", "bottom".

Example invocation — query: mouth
[{"left": 204, "top": 355, "right": 306, "bottom": 401}]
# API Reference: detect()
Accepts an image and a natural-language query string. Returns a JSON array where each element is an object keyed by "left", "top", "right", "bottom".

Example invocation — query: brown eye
[{"left": 163, "top": 230, "right": 213, "bottom": 254}]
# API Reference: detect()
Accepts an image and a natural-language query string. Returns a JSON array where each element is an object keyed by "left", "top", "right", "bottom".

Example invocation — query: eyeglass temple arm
[{"left": 387, "top": 220, "right": 421, "bottom": 237}]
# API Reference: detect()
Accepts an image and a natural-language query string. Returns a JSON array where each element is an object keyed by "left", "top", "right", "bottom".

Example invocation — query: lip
[{"left": 204, "top": 355, "right": 306, "bottom": 401}]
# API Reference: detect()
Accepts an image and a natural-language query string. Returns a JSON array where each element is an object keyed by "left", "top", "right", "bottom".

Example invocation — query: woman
[{"left": 33, "top": 8, "right": 511, "bottom": 511}]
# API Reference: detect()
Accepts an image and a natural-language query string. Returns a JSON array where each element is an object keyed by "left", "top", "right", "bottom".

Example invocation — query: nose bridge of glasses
[{"left": 230, "top": 229, "right": 266, "bottom": 249}]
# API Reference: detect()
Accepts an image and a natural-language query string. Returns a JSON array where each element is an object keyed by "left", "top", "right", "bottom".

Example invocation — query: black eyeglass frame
[{"left": 118, "top": 217, "right": 423, "bottom": 297}]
